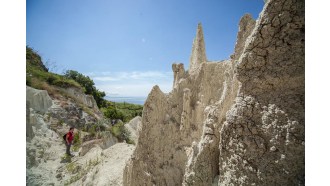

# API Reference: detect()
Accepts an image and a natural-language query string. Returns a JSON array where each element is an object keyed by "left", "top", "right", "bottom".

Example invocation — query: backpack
[{"left": 63, "top": 133, "right": 67, "bottom": 141}]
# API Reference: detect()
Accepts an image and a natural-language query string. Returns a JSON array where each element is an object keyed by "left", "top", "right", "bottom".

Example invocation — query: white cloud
[
  {"left": 89, "top": 71, "right": 173, "bottom": 97},
  {"left": 97, "top": 82, "right": 172, "bottom": 97},
  {"left": 141, "top": 38, "right": 146, "bottom": 43},
  {"left": 91, "top": 71, "right": 172, "bottom": 81},
  {"left": 93, "top": 76, "right": 120, "bottom": 81}
]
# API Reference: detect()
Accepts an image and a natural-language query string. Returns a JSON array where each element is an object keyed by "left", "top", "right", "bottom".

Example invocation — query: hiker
[{"left": 65, "top": 127, "right": 75, "bottom": 156}]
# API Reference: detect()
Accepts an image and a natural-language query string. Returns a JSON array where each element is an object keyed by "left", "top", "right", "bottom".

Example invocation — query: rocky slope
[
  {"left": 26, "top": 85, "right": 137, "bottom": 186},
  {"left": 124, "top": 0, "right": 304, "bottom": 185}
]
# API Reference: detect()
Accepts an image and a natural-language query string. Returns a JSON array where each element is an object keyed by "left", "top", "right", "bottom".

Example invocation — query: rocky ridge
[
  {"left": 124, "top": 0, "right": 304, "bottom": 185},
  {"left": 26, "top": 85, "right": 137, "bottom": 186}
]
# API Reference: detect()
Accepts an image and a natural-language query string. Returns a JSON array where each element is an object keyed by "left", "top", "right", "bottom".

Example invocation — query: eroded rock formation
[
  {"left": 26, "top": 86, "right": 53, "bottom": 114},
  {"left": 125, "top": 116, "right": 142, "bottom": 144},
  {"left": 124, "top": 0, "right": 304, "bottom": 185}
]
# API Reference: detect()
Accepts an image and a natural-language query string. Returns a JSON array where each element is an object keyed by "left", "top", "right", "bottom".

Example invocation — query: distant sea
[{"left": 105, "top": 96, "right": 146, "bottom": 105}]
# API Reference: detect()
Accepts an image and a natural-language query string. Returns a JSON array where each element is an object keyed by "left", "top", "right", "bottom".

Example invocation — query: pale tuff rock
[
  {"left": 26, "top": 86, "right": 53, "bottom": 114},
  {"left": 231, "top": 14, "right": 256, "bottom": 61},
  {"left": 79, "top": 132, "right": 118, "bottom": 156},
  {"left": 46, "top": 93, "right": 99, "bottom": 129},
  {"left": 172, "top": 63, "right": 186, "bottom": 89},
  {"left": 26, "top": 84, "right": 136, "bottom": 185},
  {"left": 189, "top": 23, "right": 207, "bottom": 75},
  {"left": 60, "top": 87, "right": 103, "bottom": 119},
  {"left": 26, "top": 101, "right": 34, "bottom": 141},
  {"left": 219, "top": 0, "right": 305, "bottom": 184},
  {"left": 83, "top": 143, "right": 135, "bottom": 186},
  {"left": 61, "top": 87, "right": 98, "bottom": 109},
  {"left": 125, "top": 116, "right": 142, "bottom": 143},
  {"left": 124, "top": 0, "right": 304, "bottom": 185}
]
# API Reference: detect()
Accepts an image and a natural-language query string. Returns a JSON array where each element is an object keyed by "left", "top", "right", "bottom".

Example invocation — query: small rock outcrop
[
  {"left": 124, "top": 116, "right": 142, "bottom": 143},
  {"left": 61, "top": 87, "right": 100, "bottom": 110},
  {"left": 124, "top": 0, "right": 304, "bottom": 185},
  {"left": 26, "top": 86, "right": 53, "bottom": 114},
  {"left": 26, "top": 101, "right": 34, "bottom": 141}
]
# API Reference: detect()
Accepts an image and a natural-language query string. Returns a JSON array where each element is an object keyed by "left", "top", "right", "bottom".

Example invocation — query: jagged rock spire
[{"left": 189, "top": 23, "right": 207, "bottom": 74}]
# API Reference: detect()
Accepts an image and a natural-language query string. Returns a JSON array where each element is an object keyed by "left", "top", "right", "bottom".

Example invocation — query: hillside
[
  {"left": 26, "top": 46, "right": 143, "bottom": 122},
  {"left": 26, "top": 47, "right": 142, "bottom": 185}
]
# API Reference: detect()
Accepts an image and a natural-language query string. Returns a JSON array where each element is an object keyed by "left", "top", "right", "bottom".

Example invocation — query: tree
[{"left": 64, "top": 70, "right": 106, "bottom": 108}]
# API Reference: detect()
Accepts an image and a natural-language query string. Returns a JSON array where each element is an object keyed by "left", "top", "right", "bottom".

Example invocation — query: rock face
[
  {"left": 124, "top": 0, "right": 304, "bottom": 185},
  {"left": 26, "top": 101, "right": 34, "bottom": 141},
  {"left": 26, "top": 84, "right": 122, "bottom": 185},
  {"left": 189, "top": 23, "right": 207, "bottom": 75},
  {"left": 26, "top": 86, "right": 53, "bottom": 114},
  {"left": 60, "top": 87, "right": 100, "bottom": 111},
  {"left": 124, "top": 116, "right": 142, "bottom": 143}
]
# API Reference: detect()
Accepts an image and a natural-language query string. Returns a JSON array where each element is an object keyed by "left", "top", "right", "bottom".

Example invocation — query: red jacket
[{"left": 67, "top": 132, "right": 74, "bottom": 143}]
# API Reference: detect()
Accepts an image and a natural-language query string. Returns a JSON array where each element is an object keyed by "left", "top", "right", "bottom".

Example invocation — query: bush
[
  {"left": 102, "top": 106, "right": 125, "bottom": 121},
  {"left": 102, "top": 102, "right": 143, "bottom": 122},
  {"left": 72, "top": 131, "right": 81, "bottom": 151},
  {"left": 26, "top": 46, "right": 48, "bottom": 72},
  {"left": 26, "top": 46, "right": 82, "bottom": 91},
  {"left": 64, "top": 70, "right": 106, "bottom": 108},
  {"left": 110, "top": 121, "right": 132, "bottom": 143}
]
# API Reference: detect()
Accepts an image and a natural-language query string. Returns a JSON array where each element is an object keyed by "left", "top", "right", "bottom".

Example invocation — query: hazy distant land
[{"left": 105, "top": 96, "right": 146, "bottom": 105}]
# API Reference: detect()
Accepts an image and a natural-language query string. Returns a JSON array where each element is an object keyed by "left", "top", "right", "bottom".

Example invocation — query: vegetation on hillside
[
  {"left": 26, "top": 46, "right": 143, "bottom": 143},
  {"left": 64, "top": 70, "right": 107, "bottom": 108},
  {"left": 109, "top": 121, "right": 134, "bottom": 144},
  {"left": 26, "top": 46, "right": 82, "bottom": 92},
  {"left": 101, "top": 102, "right": 143, "bottom": 122}
]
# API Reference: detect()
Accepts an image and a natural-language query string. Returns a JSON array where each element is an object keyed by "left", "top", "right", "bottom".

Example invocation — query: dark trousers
[{"left": 66, "top": 143, "right": 72, "bottom": 155}]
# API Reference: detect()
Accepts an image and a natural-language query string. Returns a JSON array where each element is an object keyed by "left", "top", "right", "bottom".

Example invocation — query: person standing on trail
[{"left": 65, "top": 127, "right": 74, "bottom": 156}]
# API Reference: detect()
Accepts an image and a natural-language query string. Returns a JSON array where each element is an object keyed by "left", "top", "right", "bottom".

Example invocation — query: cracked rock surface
[{"left": 124, "top": 0, "right": 304, "bottom": 185}]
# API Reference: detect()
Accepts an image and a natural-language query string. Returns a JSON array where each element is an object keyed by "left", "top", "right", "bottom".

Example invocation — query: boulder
[
  {"left": 79, "top": 139, "right": 103, "bottom": 156},
  {"left": 124, "top": 116, "right": 142, "bottom": 143},
  {"left": 26, "top": 86, "right": 53, "bottom": 114}
]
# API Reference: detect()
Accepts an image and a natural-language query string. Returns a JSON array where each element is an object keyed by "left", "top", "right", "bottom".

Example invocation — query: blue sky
[{"left": 27, "top": 0, "right": 264, "bottom": 97}]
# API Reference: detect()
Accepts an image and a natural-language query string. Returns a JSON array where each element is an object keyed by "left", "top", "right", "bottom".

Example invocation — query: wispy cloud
[
  {"left": 91, "top": 71, "right": 172, "bottom": 82},
  {"left": 93, "top": 76, "right": 120, "bottom": 81},
  {"left": 89, "top": 71, "right": 173, "bottom": 97},
  {"left": 97, "top": 82, "right": 172, "bottom": 97}
]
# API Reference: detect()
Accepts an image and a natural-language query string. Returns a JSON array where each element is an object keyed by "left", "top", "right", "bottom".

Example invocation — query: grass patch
[
  {"left": 64, "top": 157, "right": 100, "bottom": 186},
  {"left": 110, "top": 121, "right": 134, "bottom": 144},
  {"left": 72, "top": 131, "right": 82, "bottom": 152},
  {"left": 66, "top": 162, "right": 79, "bottom": 174},
  {"left": 61, "top": 154, "right": 72, "bottom": 163}
]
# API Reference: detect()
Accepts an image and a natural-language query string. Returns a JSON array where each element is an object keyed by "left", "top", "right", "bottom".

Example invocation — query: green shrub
[
  {"left": 58, "top": 119, "right": 64, "bottom": 126},
  {"left": 26, "top": 46, "right": 82, "bottom": 90},
  {"left": 64, "top": 70, "right": 106, "bottom": 108},
  {"left": 72, "top": 131, "right": 81, "bottom": 151},
  {"left": 26, "top": 46, "right": 48, "bottom": 72},
  {"left": 102, "top": 102, "right": 143, "bottom": 122},
  {"left": 110, "top": 121, "right": 133, "bottom": 143},
  {"left": 102, "top": 106, "right": 124, "bottom": 121}
]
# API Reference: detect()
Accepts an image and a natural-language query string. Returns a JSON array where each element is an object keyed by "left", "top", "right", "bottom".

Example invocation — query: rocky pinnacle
[{"left": 189, "top": 23, "right": 207, "bottom": 74}]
